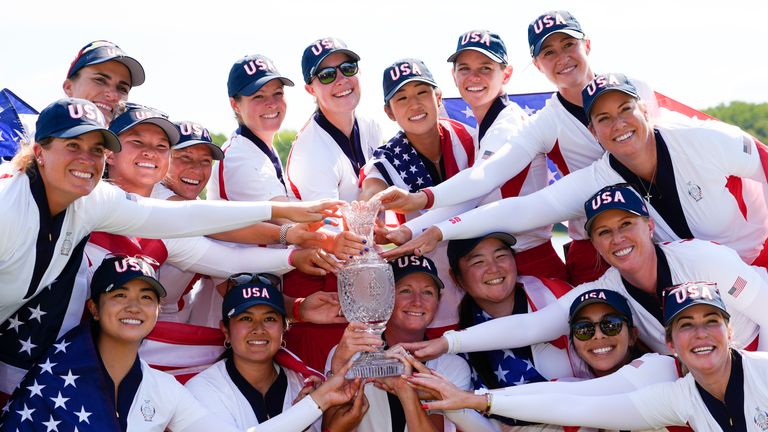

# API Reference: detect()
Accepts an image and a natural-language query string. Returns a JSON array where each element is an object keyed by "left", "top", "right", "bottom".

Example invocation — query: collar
[
  {"left": 237, "top": 124, "right": 285, "bottom": 186},
  {"left": 696, "top": 350, "right": 746, "bottom": 432},
  {"left": 225, "top": 357, "right": 288, "bottom": 423},
  {"left": 95, "top": 339, "right": 143, "bottom": 432},
  {"left": 314, "top": 110, "right": 365, "bottom": 175},
  {"left": 478, "top": 95, "right": 509, "bottom": 142},
  {"left": 556, "top": 92, "right": 589, "bottom": 127},
  {"left": 621, "top": 244, "right": 672, "bottom": 324}
]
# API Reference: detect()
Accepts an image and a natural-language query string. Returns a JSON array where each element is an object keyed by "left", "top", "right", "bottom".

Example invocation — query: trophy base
[{"left": 345, "top": 351, "right": 405, "bottom": 379}]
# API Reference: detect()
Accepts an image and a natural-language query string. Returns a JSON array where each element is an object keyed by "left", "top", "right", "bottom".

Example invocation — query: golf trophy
[{"left": 338, "top": 200, "right": 404, "bottom": 379}]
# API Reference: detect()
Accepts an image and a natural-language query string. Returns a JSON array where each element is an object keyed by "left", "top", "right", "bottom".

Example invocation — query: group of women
[{"left": 1, "top": 7, "right": 767, "bottom": 432}]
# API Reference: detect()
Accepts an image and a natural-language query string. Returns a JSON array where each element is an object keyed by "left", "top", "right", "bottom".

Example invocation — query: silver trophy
[{"left": 338, "top": 200, "right": 404, "bottom": 379}]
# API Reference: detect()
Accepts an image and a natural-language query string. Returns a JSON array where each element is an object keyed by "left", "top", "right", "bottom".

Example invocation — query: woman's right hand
[
  {"left": 399, "top": 336, "right": 449, "bottom": 362},
  {"left": 290, "top": 248, "right": 342, "bottom": 276},
  {"left": 271, "top": 199, "right": 345, "bottom": 223},
  {"left": 331, "top": 231, "right": 367, "bottom": 261},
  {"left": 373, "top": 186, "right": 429, "bottom": 213},
  {"left": 405, "top": 371, "right": 487, "bottom": 412},
  {"left": 310, "top": 359, "right": 363, "bottom": 411},
  {"left": 330, "top": 322, "right": 383, "bottom": 375},
  {"left": 321, "top": 381, "right": 369, "bottom": 432},
  {"left": 380, "top": 226, "right": 443, "bottom": 260}
]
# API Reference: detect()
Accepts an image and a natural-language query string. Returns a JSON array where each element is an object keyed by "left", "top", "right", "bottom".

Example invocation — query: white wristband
[{"left": 443, "top": 330, "right": 460, "bottom": 354}]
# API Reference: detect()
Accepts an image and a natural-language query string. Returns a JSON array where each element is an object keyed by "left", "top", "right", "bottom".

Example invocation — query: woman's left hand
[
  {"left": 292, "top": 375, "right": 323, "bottom": 404},
  {"left": 405, "top": 371, "right": 486, "bottom": 412},
  {"left": 291, "top": 247, "right": 343, "bottom": 276},
  {"left": 272, "top": 199, "right": 345, "bottom": 223}
]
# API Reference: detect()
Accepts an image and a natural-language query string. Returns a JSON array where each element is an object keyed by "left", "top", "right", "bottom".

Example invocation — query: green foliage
[
  {"left": 210, "top": 132, "right": 227, "bottom": 146},
  {"left": 702, "top": 101, "right": 768, "bottom": 143},
  {"left": 273, "top": 130, "right": 297, "bottom": 166}
]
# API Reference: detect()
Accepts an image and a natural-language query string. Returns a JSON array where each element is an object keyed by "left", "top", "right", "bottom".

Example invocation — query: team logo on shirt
[
  {"left": 141, "top": 399, "right": 156, "bottom": 422},
  {"left": 60, "top": 232, "right": 73, "bottom": 256},
  {"left": 753, "top": 406, "right": 768, "bottom": 430},
  {"left": 686, "top": 181, "right": 702, "bottom": 202}
]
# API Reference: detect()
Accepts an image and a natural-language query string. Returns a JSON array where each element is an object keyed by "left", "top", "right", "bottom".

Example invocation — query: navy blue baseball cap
[
  {"left": 447, "top": 232, "right": 517, "bottom": 273},
  {"left": 569, "top": 289, "right": 634, "bottom": 326},
  {"left": 109, "top": 103, "right": 180, "bottom": 145},
  {"left": 227, "top": 54, "right": 294, "bottom": 98},
  {"left": 35, "top": 98, "right": 121, "bottom": 152},
  {"left": 173, "top": 121, "right": 224, "bottom": 160},
  {"left": 390, "top": 255, "right": 444, "bottom": 290},
  {"left": 663, "top": 282, "right": 729, "bottom": 326},
  {"left": 383, "top": 58, "right": 438, "bottom": 103},
  {"left": 301, "top": 37, "right": 361, "bottom": 84},
  {"left": 447, "top": 30, "right": 508, "bottom": 64},
  {"left": 584, "top": 184, "right": 649, "bottom": 234},
  {"left": 91, "top": 255, "right": 166, "bottom": 300},
  {"left": 582, "top": 73, "right": 639, "bottom": 119},
  {"left": 528, "top": 11, "right": 585, "bottom": 57},
  {"left": 67, "top": 40, "right": 145, "bottom": 87},
  {"left": 223, "top": 274, "right": 286, "bottom": 319}
]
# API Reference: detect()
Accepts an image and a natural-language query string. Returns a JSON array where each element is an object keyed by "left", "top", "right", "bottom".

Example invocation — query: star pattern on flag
[
  {"left": 522, "top": 105, "right": 537, "bottom": 115},
  {"left": 494, "top": 364, "right": 509, "bottom": 383},
  {"left": 53, "top": 340, "right": 70, "bottom": 354},
  {"left": 371, "top": 132, "right": 435, "bottom": 193},
  {"left": 60, "top": 370, "right": 79, "bottom": 388},
  {"left": 27, "top": 380, "right": 45, "bottom": 398},
  {"left": 50, "top": 391, "right": 69, "bottom": 410},
  {"left": 461, "top": 106, "right": 474, "bottom": 118}
]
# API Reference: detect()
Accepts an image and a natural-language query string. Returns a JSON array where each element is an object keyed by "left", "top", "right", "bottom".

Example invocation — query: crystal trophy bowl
[{"left": 338, "top": 200, "right": 404, "bottom": 379}]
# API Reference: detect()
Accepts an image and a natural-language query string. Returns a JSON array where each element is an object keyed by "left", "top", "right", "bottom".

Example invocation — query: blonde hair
[{"left": 10, "top": 138, "right": 52, "bottom": 173}]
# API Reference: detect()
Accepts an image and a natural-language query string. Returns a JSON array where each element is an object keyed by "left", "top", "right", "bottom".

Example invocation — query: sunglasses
[
  {"left": 570, "top": 314, "right": 626, "bottom": 341},
  {"left": 314, "top": 62, "right": 359, "bottom": 85},
  {"left": 227, "top": 272, "right": 281, "bottom": 291}
]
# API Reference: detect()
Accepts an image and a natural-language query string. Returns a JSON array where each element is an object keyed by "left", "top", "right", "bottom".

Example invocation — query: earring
[
  {"left": 224, "top": 339, "right": 232, "bottom": 349},
  {"left": 280, "top": 339, "right": 287, "bottom": 349}
]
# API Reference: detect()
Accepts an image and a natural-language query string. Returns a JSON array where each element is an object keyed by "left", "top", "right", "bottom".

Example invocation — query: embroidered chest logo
[
  {"left": 754, "top": 406, "right": 768, "bottom": 430},
  {"left": 140, "top": 400, "right": 156, "bottom": 422},
  {"left": 60, "top": 232, "right": 73, "bottom": 256},
  {"left": 686, "top": 181, "right": 702, "bottom": 202}
]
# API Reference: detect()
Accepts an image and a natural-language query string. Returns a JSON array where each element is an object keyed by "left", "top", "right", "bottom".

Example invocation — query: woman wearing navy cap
[
  {"left": 186, "top": 274, "right": 365, "bottom": 431},
  {"left": 63, "top": 40, "right": 145, "bottom": 123},
  {"left": 411, "top": 282, "right": 768, "bottom": 432},
  {"left": 398, "top": 183, "right": 768, "bottom": 371},
  {"left": 326, "top": 254, "right": 493, "bottom": 432},
  {"left": 0, "top": 98, "right": 342, "bottom": 400},
  {"left": 0, "top": 256, "right": 359, "bottom": 431}
]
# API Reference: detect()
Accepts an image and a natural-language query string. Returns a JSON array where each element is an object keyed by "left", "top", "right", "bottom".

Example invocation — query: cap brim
[
  {"left": 585, "top": 88, "right": 639, "bottom": 119},
  {"left": 173, "top": 141, "right": 225, "bottom": 160},
  {"left": 665, "top": 302, "right": 730, "bottom": 327},
  {"left": 116, "top": 117, "right": 181, "bottom": 145},
  {"left": 532, "top": 29, "right": 585, "bottom": 57},
  {"left": 105, "top": 275, "right": 167, "bottom": 298},
  {"left": 384, "top": 77, "right": 438, "bottom": 103},
  {"left": 88, "top": 55, "right": 145, "bottom": 87},
  {"left": 56, "top": 125, "right": 122, "bottom": 153},
  {"left": 308, "top": 49, "right": 361, "bottom": 83},
  {"left": 236, "top": 76, "right": 295, "bottom": 97},
  {"left": 228, "top": 299, "right": 286, "bottom": 319},
  {"left": 569, "top": 298, "right": 619, "bottom": 322},
  {"left": 585, "top": 207, "right": 645, "bottom": 234},
  {"left": 447, "top": 47, "right": 505, "bottom": 64}
]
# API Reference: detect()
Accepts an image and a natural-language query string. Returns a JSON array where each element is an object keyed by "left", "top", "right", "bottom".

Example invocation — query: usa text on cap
[
  {"left": 90, "top": 255, "right": 166, "bottom": 300},
  {"left": 35, "top": 98, "right": 121, "bottom": 152},
  {"left": 528, "top": 11, "right": 584, "bottom": 57},
  {"left": 390, "top": 254, "right": 444, "bottom": 290},
  {"left": 227, "top": 54, "right": 295, "bottom": 98},
  {"left": 446, "top": 30, "right": 508, "bottom": 64},
  {"left": 67, "top": 40, "right": 145, "bottom": 87},
  {"left": 301, "top": 37, "right": 361, "bottom": 84},
  {"left": 109, "top": 103, "right": 180, "bottom": 145},
  {"left": 584, "top": 183, "right": 648, "bottom": 233},
  {"left": 581, "top": 73, "right": 639, "bottom": 119},
  {"left": 382, "top": 58, "right": 437, "bottom": 103},
  {"left": 222, "top": 274, "right": 286, "bottom": 319},
  {"left": 173, "top": 121, "right": 224, "bottom": 160},
  {"left": 569, "top": 289, "right": 634, "bottom": 326},
  {"left": 663, "top": 281, "right": 729, "bottom": 326}
]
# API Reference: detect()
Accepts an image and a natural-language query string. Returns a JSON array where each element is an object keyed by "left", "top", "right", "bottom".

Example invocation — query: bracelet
[
  {"left": 480, "top": 392, "right": 492, "bottom": 417},
  {"left": 292, "top": 297, "right": 305, "bottom": 323},
  {"left": 280, "top": 223, "right": 296, "bottom": 245},
  {"left": 421, "top": 188, "right": 435, "bottom": 209}
]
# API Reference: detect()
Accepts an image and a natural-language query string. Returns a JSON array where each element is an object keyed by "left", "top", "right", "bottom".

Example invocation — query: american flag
[
  {"left": 728, "top": 276, "right": 747, "bottom": 298},
  {"left": 0, "top": 324, "right": 119, "bottom": 431},
  {"left": 0, "top": 88, "right": 38, "bottom": 161},
  {"left": 371, "top": 131, "right": 434, "bottom": 193}
]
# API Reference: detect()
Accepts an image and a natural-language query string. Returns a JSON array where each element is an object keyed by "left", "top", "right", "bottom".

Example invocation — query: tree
[
  {"left": 273, "top": 130, "right": 297, "bottom": 166},
  {"left": 702, "top": 101, "right": 768, "bottom": 143},
  {"left": 210, "top": 132, "right": 227, "bottom": 146}
]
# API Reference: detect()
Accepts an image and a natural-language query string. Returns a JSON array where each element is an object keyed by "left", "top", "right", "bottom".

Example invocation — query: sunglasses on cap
[
  {"left": 313, "top": 62, "right": 359, "bottom": 85},
  {"left": 570, "top": 314, "right": 627, "bottom": 341},
  {"left": 226, "top": 272, "right": 281, "bottom": 290}
]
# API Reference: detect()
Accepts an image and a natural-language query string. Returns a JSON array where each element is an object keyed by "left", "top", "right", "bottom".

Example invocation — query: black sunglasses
[
  {"left": 227, "top": 272, "right": 281, "bottom": 291},
  {"left": 314, "top": 62, "right": 359, "bottom": 85},
  {"left": 570, "top": 314, "right": 626, "bottom": 341}
]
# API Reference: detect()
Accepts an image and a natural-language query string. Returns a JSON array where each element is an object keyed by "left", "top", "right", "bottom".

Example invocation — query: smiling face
[
  {"left": 88, "top": 278, "right": 160, "bottom": 347},
  {"left": 107, "top": 123, "right": 171, "bottom": 195},
  {"left": 231, "top": 79, "right": 287, "bottom": 137},
  {"left": 451, "top": 50, "right": 511, "bottom": 117},
  {"left": 305, "top": 52, "right": 361, "bottom": 117},
  {"left": 589, "top": 209, "right": 655, "bottom": 277},
  {"left": 389, "top": 272, "right": 440, "bottom": 334},
  {"left": 532, "top": 33, "right": 592, "bottom": 92},
  {"left": 63, "top": 61, "right": 131, "bottom": 124},
  {"left": 667, "top": 304, "right": 732, "bottom": 378},
  {"left": 385, "top": 82, "right": 441, "bottom": 137},
  {"left": 222, "top": 304, "right": 285, "bottom": 366},
  {"left": 572, "top": 303, "right": 635, "bottom": 377},
  {"left": 587, "top": 91, "right": 652, "bottom": 160},
  {"left": 163, "top": 144, "right": 214, "bottom": 200},
  {"left": 35, "top": 131, "right": 107, "bottom": 212},
  {"left": 455, "top": 238, "right": 517, "bottom": 307}
]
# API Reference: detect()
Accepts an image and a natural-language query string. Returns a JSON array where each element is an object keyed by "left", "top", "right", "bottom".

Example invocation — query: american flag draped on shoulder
[
  {"left": 0, "top": 323, "right": 120, "bottom": 431},
  {"left": 0, "top": 88, "right": 38, "bottom": 161}
]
